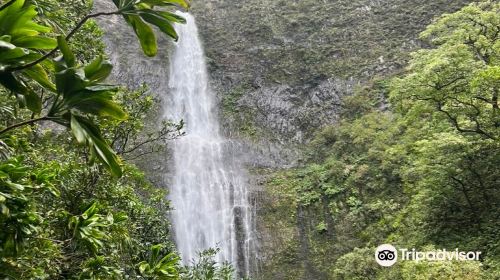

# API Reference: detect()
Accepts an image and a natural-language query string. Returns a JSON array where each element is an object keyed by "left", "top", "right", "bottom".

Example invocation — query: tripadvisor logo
[
  {"left": 375, "top": 244, "right": 398, "bottom": 267},
  {"left": 375, "top": 244, "right": 481, "bottom": 267}
]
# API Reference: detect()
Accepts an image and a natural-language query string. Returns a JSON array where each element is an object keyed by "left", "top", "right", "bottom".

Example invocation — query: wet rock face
[
  {"left": 191, "top": 0, "right": 473, "bottom": 144},
  {"left": 239, "top": 78, "right": 352, "bottom": 142}
]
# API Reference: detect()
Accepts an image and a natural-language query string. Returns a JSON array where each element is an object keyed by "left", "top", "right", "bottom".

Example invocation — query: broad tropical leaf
[
  {"left": 22, "top": 64, "right": 56, "bottom": 91},
  {"left": 0, "top": 0, "right": 56, "bottom": 114},
  {"left": 84, "top": 56, "right": 112, "bottom": 83},
  {"left": 140, "top": 0, "right": 190, "bottom": 9},
  {"left": 112, "top": 0, "right": 188, "bottom": 56},
  {"left": 124, "top": 15, "right": 157, "bottom": 56},
  {"left": 137, "top": 10, "right": 178, "bottom": 41},
  {"left": 71, "top": 115, "right": 122, "bottom": 177}
]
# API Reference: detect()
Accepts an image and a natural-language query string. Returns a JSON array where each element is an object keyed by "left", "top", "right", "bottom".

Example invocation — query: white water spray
[{"left": 165, "top": 13, "right": 254, "bottom": 276}]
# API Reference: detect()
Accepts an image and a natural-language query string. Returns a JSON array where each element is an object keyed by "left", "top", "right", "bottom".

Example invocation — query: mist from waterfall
[{"left": 164, "top": 13, "right": 255, "bottom": 276}]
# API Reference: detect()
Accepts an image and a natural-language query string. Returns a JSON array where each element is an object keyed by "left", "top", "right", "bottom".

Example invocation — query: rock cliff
[
  {"left": 189, "top": 1, "right": 474, "bottom": 279},
  {"left": 95, "top": 1, "right": 475, "bottom": 278}
]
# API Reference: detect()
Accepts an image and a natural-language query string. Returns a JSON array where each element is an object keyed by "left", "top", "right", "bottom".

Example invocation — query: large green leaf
[
  {"left": 70, "top": 115, "right": 122, "bottom": 177},
  {"left": 155, "top": 10, "right": 186, "bottom": 23},
  {"left": 54, "top": 66, "right": 86, "bottom": 98},
  {"left": 22, "top": 64, "right": 56, "bottom": 91},
  {"left": 0, "top": 72, "right": 27, "bottom": 94},
  {"left": 138, "top": 10, "right": 178, "bottom": 40},
  {"left": 70, "top": 115, "right": 86, "bottom": 144},
  {"left": 0, "top": 39, "right": 30, "bottom": 64},
  {"left": 110, "top": 0, "right": 188, "bottom": 56},
  {"left": 140, "top": 0, "right": 190, "bottom": 9},
  {"left": 12, "top": 36, "right": 57, "bottom": 49},
  {"left": 24, "top": 89, "right": 41, "bottom": 113},
  {"left": 66, "top": 91, "right": 127, "bottom": 120},
  {"left": 0, "top": 48, "right": 29, "bottom": 63},
  {"left": 56, "top": 36, "right": 76, "bottom": 67},
  {"left": 84, "top": 56, "right": 113, "bottom": 83},
  {"left": 0, "top": 0, "right": 26, "bottom": 33},
  {"left": 0, "top": 2, "right": 51, "bottom": 39},
  {"left": 91, "top": 135, "right": 122, "bottom": 177},
  {"left": 112, "top": 0, "right": 135, "bottom": 9},
  {"left": 125, "top": 15, "right": 157, "bottom": 57},
  {"left": 0, "top": 73, "right": 39, "bottom": 110}
]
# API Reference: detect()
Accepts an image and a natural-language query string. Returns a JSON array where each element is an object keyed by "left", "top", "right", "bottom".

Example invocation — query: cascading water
[{"left": 165, "top": 13, "right": 255, "bottom": 276}]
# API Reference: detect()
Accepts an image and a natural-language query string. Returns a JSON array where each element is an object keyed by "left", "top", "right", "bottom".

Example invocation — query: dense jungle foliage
[
  {"left": 0, "top": 0, "right": 236, "bottom": 279},
  {"left": 261, "top": 1, "right": 499, "bottom": 279}
]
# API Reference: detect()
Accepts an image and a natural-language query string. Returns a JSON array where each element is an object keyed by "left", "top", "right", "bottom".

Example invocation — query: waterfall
[{"left": 165, "top": 13, "right": 254, "bottom": 276}]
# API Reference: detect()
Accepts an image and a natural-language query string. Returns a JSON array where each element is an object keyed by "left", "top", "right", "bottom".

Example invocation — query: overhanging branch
[
  {"left": 0, "top": 0, "right": 16, "bottom": 12},
  {"left": 6, "top": 11, "right": 122, "bottom": 72}
]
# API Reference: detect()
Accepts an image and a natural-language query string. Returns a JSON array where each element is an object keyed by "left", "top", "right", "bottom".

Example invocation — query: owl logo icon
[{"left": 375, "top": 244, "right": 398, "bottom": 267}]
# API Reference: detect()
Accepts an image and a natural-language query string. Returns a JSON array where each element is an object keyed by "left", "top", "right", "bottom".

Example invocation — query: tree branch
[
  {"left": 7, "top": 11, "right": 122, "bottom": 72},
  {"left": 120, "top": 129, "right": 182, "bottom": 155},
  {"left": 0, "top": 0, "right": 16, "bottom": 12},
  {"left": 0, "top": 116, "right": 53, "bottom": 135},
  {"left": 436, "top": 102, "right": 495, "bottom": 140}
]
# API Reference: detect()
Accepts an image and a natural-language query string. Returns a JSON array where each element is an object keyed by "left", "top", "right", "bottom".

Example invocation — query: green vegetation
[
  {"left": 221, "top": 83, "right": 260, "bottom": 138},
  {"left": 0, "top": 0, "right": 242, "bottom": 279},
  {"left": 0, "top": 0, "right": 498, "bottom": 279},
  {"left": 195, "top": 0, "right": 472, "bottom": 86},
  {"left": 0, "top": 0, "right": 187, "bottom": 177},
  {"left": 260, "top": 2, "right": 499, "bottom": 279}
]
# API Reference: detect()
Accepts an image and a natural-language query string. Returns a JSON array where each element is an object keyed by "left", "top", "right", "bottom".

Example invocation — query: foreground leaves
[
  {"left": 113, "top": 0, "right": 189, "bottom": 56},
  {"left": 0, "top": 0, "right": 56, "bottom": 112},
  {"left": 138, "top": 244, "right": 180, "bottom": 279}
]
